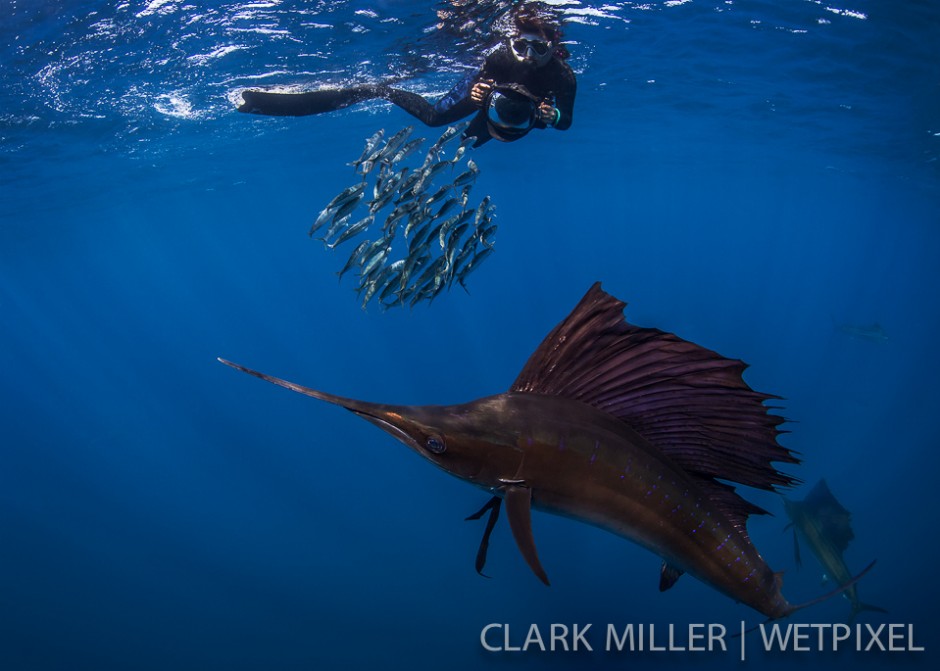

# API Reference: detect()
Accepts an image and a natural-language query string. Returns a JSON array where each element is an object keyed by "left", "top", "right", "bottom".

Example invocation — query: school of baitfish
[{"left": 309, "top": 122, "right": 497, "bottom": 310}]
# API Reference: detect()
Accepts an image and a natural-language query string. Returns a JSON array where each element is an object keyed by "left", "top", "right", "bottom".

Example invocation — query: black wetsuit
[{"left": 238, "top": 41, "right": 576, "bottom": 146}]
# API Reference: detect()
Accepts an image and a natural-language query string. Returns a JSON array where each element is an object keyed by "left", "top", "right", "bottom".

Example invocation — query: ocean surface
[{"left": 2, "top": 1, "right": 938, "bottom": 669}]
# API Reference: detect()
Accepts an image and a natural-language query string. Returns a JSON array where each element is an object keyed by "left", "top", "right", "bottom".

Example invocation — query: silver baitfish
[
  {"left": 350, "top": 129, "right": 384, "bottom": 171},
  {"left": 477, "top": 220, "right": 498, "bottom": 249},
  {"left": 396, "top": 170, "right": 424, "bottom": 198},
  {"left": 309, "top": 203, "right": 336, "bottom": 237},
  {"left": 359, "top": 278, "right": 382, "bottom": 309},
  {"left": 414, "top": 160, "right": 452, "bottom": 194},
  {"left": 400, "top": 249, "right": 431, "bottom": 291},
  {"left": 373, "top": 166, "right": 408, "bottom": 200},
  {"left": 310, "top": 182, "right": 365, "bottom": 236},
  {"left": 314, "top": 121, "right": 495, "bottom": 309},
  {"left": 328, "top": 214, "right": 374, "bottom": 249},
  {"left": 432, "top": 196, "right": 459, "bottom": 221},
  {"left": 336, "top": 239, "right": 373, "bottom": 281},
  {"left": 452, "top": 168, "right": 477, "bottom": 189},
  {"left": 456, "top": 246, "right": 493, "bottom": 289},
  {"left": 326, "top": 193, "right": 363, "bottom": 232},
  {"left": 429, "top": 120, "right": 470, "bottom": 155},
  {"left": 474, "top": 196, "right": 492, "bottom": 227},
  {"left": 317, "top": 213, "right": 353, "bottom": 246},
  {"left": 449, "top": 135, "right": 475, "bottom": 164},
  {"left": 403, "top": 208, "right": 429, "bottom": 240},
  {"left": 436, "top": 212, "right": 463, "bottom": 251},
  {"left": 378, "top": 126, "right": 414, "bottom": 162},
  {"left": 423, "top": 184, "right": 452, "bottom": 207},
  {"left": 445, "top": 222, "right": 471, "bottom": 261},
  {"left": 326, "top": 182, "right": 366, "bottom": 210},
  {"left": 383, "top": 200, "right": 420, "bottom": 232},
  {"left": 389, "top": 137, "right": 425, "bottom": 165},
  {"left": 360, "top": 243, "right": 392, "bottom": 279},
  {"left": 451, "top": 230, "right": 479, "bottom": 275}
]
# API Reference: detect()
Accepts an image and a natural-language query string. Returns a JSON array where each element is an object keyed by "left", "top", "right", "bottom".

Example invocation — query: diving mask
[{"left": 510, "top": 33, "right": 553, "bottom": 66}]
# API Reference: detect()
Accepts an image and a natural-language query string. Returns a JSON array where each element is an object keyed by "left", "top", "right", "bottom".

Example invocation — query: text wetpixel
[{"left": 759, "top": 623, "right": 925, "bottom": 652}]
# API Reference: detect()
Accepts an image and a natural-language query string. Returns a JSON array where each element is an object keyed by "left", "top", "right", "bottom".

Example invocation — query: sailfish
[
  {"left": 219, "top": 282, "right": 872, "bottom": 618},
  {"left": 783, "top": 480, "right": 885, "bottom": 620}
]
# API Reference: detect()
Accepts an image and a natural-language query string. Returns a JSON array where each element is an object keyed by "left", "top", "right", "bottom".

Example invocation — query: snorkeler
[{"left": 237, "top": 2, "right": 576, "bottom": 147}]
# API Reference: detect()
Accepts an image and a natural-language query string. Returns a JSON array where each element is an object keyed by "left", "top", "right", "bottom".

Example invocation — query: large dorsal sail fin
[
  {"left": 510, "top": 283, "right": 799, "bottom": 531},
  {"left": 802, "top": 479, "right": 854, "bottom": 553}
]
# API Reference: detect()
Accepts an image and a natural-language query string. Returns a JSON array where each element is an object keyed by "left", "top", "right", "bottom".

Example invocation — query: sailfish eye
[{"left": 425, "top": 434, "right": 446, "bottom": 454}]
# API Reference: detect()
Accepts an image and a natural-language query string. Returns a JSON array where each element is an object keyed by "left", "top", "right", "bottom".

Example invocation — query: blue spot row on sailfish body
[{"left": 311, "top": 121, "right": 497, "bottom": 310}]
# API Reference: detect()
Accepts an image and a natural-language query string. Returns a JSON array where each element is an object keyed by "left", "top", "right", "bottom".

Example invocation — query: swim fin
[{"left": 237, "top": 85, "right": 381, "bottom": 116}]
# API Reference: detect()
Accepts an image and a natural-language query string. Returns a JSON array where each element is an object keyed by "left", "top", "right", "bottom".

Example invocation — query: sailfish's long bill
[{"left": 219, "top": 282, "right": 874, "bottom": 618}]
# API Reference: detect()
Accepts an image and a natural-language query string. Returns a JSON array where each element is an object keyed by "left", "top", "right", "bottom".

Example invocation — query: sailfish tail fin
[{"left": 850, "top": 600, "right": 888, "bottom": 622}]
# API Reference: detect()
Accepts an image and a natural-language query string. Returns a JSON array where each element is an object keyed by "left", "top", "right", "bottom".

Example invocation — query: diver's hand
[
  {"left": 537, "top": 101, "right": 559, "bottom": 126},
  {"left": 470, "top": 79, "right": 495, "bottom": 108}
]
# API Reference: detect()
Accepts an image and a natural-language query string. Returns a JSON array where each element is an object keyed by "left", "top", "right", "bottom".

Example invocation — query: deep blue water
[{"left": 2, "top": 1, "right": 939, "bottom": 669}]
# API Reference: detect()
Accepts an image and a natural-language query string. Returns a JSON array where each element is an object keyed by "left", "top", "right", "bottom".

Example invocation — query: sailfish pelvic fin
[
  {"left": 504, "top": 485, "right": 550, "bottom": 586},
  {"left": 659, "top": 562, "right": 685, "bottom": 592}
]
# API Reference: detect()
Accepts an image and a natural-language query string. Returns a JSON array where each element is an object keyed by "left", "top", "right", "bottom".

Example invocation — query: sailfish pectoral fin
[
  {"left": 465, "top": 496, "right": 502, "bottom": 577},
  {"left": 503, "top": 486, "right": 550, "bottom": 586}
]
